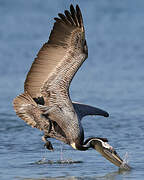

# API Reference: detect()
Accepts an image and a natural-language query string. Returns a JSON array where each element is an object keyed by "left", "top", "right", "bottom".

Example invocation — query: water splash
[
  {"left": 123, "top": 152, "right": 129, "bottom": 165},
  {"left": 35, "top": 146, "right": 83, "bottom": 165},
  {"left": 35, "top": 159, "right": 83, "bottom": 165},
  {"left": 60, "top": 142, "right": 64, "bottom": 161},
  {"left": 119, "top": 152, "right": 131, "bottom": 171}
]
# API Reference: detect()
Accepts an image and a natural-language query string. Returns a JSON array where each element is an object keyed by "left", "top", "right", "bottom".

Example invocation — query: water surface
[{"left": 1, "top": 0, "right": 144, "bottom": 179}]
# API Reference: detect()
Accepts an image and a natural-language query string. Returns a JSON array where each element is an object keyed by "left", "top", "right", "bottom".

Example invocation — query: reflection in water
[{"left": 21, "top": 169, "right": 131, "bottom": 180}]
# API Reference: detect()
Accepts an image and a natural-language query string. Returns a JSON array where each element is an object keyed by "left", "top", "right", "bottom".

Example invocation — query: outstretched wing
[
  {"left": 13, "top": 93, "right": 50, "bottom": 131},
  {"left": 72, "top": 102, "right": 109, "bottom": 120},
  {"left": 24, "top": 5, "right": 88, "bottom": 102}
]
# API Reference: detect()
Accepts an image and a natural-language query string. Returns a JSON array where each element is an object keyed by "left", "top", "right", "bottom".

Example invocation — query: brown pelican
[{"left": 13, "top": 4, "right": 130, "bottom": 169}]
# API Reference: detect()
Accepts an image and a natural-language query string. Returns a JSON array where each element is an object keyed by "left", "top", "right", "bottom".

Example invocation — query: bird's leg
[
  {"left": 42, "top": 135, "right": 54, "bottom": 151},
  {"left": 39, "top": 113, "right": 52, "bottom": 133}
]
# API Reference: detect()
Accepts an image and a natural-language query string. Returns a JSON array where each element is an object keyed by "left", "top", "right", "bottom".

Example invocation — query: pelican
[{"left": 13, "top": 4, "right": 130, "bottom": 169}]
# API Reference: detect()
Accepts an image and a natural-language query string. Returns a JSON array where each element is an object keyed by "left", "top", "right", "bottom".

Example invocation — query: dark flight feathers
[
  {"left": 24, "top": 4, "right": 85, "bottom": 99},
  {"left": 13, "top": 5, "right": 109, "bottom": 143}
]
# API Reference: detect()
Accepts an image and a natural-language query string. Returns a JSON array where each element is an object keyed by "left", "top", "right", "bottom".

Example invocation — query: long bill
[{"left": 86, "top": 138, "right": 131, "bottom": 170}]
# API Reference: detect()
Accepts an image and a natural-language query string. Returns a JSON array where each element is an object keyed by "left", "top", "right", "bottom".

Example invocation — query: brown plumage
[
  {"left": 12, "top": 5, "right": 130, "bottom": 169},
  {"left": 24, "top": 4, "right": 86, "bottom": 100},
  {"left": 12, "top": 5, "right": 131, "bottom": 169},
  {"left": 13, "top": 4, "right": 91, "bottom": 146},
  {"left": 14, "top": 4, "right": 90, "bottom": 143},
  {"left": 13, "top": 3, "right": 109, "bottom": 146}
]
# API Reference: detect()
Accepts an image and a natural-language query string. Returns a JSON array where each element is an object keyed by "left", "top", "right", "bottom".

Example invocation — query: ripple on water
[
  {"left": 34, "top": 158, "right": 83, "bottom": 165},
  {"left": 1, "top": 0, "right": 144, "bottom": 180}
]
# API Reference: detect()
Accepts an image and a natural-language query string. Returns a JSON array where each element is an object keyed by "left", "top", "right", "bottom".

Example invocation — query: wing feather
[
  {"left": 72, "top": 102, "right": 109, "bottom": 120},
  {"left": 58, "top": 13, "right": 71, "bottom": 25},
  {"left": 24, "top": 4, "right": 87, "bottom": 100},
  {"left": 76, "top": 5, "right": 84, "bottom": 29},
  {"left": 13, "top": 93, "right": 50, "bottom": 131},
  {"left": 70, "top": 4, "right": 79, "bottom": 27},
  {"left": 64, "top": 10, "right": 76, "bottom": 26}
]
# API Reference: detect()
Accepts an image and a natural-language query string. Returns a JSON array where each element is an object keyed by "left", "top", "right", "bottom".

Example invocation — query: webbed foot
[
  {"left": 42, "top": 135, "right": 54, "bottom": 151},
  {"left": 44, "top": 141, "right": 54, "bottom": 151}
]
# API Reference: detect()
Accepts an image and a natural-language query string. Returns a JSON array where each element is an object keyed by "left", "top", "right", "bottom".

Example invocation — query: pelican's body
[{"left": 13, "top": 5, "right": 130, "bottom": 169}]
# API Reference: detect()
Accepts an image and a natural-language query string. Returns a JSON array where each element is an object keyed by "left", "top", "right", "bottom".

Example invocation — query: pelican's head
[{"left": 83, "top": 137, "right": 131, "bottom": 170}]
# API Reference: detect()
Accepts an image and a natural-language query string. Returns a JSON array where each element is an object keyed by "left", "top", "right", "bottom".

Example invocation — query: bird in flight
[{"left": 13, "top": 4, "right": 130, "bottom": 169}]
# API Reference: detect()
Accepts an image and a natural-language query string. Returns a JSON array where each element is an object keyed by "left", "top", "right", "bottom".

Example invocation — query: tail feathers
[{"left": 13, "top": 93, "right": 38, "bottom": 128}]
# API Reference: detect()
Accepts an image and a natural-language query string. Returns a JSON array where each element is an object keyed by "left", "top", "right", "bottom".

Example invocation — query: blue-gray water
[{"left": 1, "top": 0, "right": 144, "bottom": 179}]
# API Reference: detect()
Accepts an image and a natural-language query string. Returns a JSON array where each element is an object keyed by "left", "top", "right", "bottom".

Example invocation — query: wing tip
[{"left": 54, "top": 4, "right": 84, "bottom": 30}]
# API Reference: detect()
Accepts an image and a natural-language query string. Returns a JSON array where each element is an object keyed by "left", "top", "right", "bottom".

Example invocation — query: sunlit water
[{"left": 1, "top": 0, "right": 144, "bottom": 179}]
